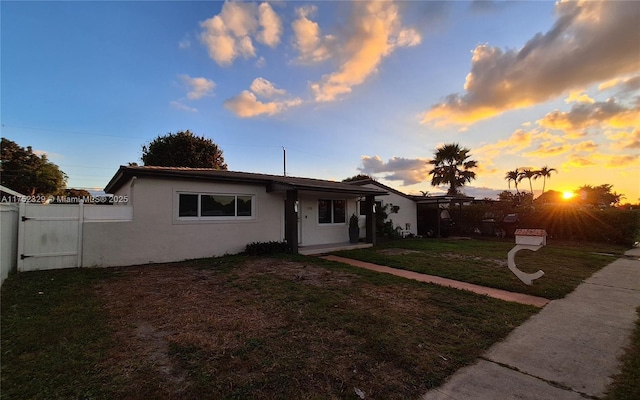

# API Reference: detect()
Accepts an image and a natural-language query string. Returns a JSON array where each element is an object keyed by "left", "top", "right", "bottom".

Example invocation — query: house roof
[
  {"left": 347, "top": 179, "right": 475, "bottom": 204},
  {"left": 347, "top": 179, "right": 415, "bottom": 200},
  {"left": 409, "top": 194, "right": 475, "bottom": 204},
  {"left": 104, "top": 166, "right": 388, "bottom": 196}
]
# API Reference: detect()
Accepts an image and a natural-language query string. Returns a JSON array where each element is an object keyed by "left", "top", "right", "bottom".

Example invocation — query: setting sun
[{"left": 562, "top": 191, "right": 575, "bottom": 200}]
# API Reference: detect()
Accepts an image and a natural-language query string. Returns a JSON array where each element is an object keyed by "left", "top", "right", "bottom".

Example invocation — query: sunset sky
[{"left": 2, "top": 1, "right": 639, "bottom": 202}]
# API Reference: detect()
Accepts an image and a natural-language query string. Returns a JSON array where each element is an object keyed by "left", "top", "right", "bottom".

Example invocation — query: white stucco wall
[
  {"left": 363, "top": 184, "right": 418, "bottom": 236},
  {"left": 83, "top": 177, "right": 285, "bottom": 267},
  {"left": 298, "top": 194, "right": 358, "bottom": 246}
]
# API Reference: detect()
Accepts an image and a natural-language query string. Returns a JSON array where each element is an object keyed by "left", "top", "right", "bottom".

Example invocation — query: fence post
[
  {"left": 78, "top": 200, "right": 84, "bottom": 268},
  {"left": 16, "top": 202, "right": 26, "bottom": 272}
]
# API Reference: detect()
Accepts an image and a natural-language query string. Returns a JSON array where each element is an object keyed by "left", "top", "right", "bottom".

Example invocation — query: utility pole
[{"left": 282, "top": 146, "right": 286, "bottom": 177}]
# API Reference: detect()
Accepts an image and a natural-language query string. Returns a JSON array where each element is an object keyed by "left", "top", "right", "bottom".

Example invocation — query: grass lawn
[
  {"left": 333, "top": 237, "right": 628, "bottom": 299},
  {"left": 606, "top": 307, "right": 640, "bottom": 400},
  {"left": 1, "top": 254, "right": 537, "bottom": 399}
]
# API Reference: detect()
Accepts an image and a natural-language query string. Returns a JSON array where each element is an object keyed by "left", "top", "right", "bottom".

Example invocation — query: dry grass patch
[{"left": 91, "top": 256, "right": 535, "bottom": 399}]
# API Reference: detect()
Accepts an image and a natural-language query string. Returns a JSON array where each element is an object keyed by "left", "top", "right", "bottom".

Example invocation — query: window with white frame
[
  {"left": 178, "top": 193, "right": 253, "bottom": 219},
  {"left": 318, "top": 199, "right": 346, "bottom": 224}
]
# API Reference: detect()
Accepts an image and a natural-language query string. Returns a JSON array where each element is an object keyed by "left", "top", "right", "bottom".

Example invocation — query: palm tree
[
  {"left": 505, "top": 169, "right": 520, "bottom": 194},
  {"left": 517, "top": 168, "right": 539, "bottom": 195},
  {"left": 428, "top": 143, "right": 478, "bottom": 195},
  {"left": 535, "top": 165, "right": 557, "bottom": 194}
]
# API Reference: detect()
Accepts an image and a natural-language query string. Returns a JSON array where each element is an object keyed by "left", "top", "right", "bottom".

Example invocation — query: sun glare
[{"left": 562, "top": 191, "right": 575, "bottom": 200}]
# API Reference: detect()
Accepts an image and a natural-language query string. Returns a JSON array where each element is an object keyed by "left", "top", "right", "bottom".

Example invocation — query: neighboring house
[
  {"left": 348, "top": 179, "right": 418, "bottom": 237},
  {"left": 349, "top": 179, "right": 475, "bottom": 237},
  {"left": 87, "top": 166, "right": 387, "bottom": 266},
  {"left": 411, "top": 194, "right": 475, "bottom": 237}
]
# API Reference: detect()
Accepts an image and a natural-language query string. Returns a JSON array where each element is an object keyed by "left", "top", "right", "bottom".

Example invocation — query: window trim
[{"left": 177, "top": 192, "right": 255, "bottom": 221}]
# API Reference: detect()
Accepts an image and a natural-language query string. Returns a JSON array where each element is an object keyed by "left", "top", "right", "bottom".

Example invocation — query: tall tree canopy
[
  {"left": 1, "top": 137, "right": 67, "bottom": 196},
  {"left": 536, "top": 165, "right": 557, "bottom": 194},
  {"left": 517, "top": 168, "right": 538, "bottom": 194},
  {"left": 504, "top": 169, "right": 520, "bottom": 194},
  {"left": 342, "top": 174, "right": 373, "bottom": 183},
  {"left": 428, "top": 143, "right": 478, "bottom": 195},
  {"left": 577, "top": 184, "right": 623, "bottom": 207},
  {"left": 142, "top": 130, "right": 227, "bottom": 169}
]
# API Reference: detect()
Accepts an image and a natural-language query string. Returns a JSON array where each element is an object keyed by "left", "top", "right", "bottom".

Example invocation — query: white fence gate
[
  {"left": 1, "top": 203, "right": 20, "bottom": 284},
  {"left": 18, "top": 203, "right": 84, "bottom": 271},
  {"left": 17, "top": 203, "right": 133, "bottom": 272}
]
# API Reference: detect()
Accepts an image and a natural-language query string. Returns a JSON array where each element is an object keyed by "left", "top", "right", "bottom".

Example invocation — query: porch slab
[{"left": 298, "top": 242, "right": 373, "bottom": 256}]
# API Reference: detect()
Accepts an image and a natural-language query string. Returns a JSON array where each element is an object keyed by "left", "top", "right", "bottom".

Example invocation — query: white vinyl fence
[
  {"left": 13, "top": 203, "right": 132, "bottom": 273},
  {"left": 1, "top": 203, "right": 20, "bottom": 285}
]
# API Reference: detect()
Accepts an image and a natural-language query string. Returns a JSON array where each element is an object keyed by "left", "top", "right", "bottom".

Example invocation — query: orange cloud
[
  {"left": 224, "top": 78, "right": 302, "bottom": 118},
  {"left": 422, "top": 1, "right": 640, "bottom": 126},
  {"left": 608, "top": 128, "right": 640, "bottom": 150},
  {"left": 291, "top": 5, "right": 334, "bottom": 64},
  {"left": 606, "top": 154, "right": 640, "bottom": 168},
  {"left": 200, "top": 2, "right": 282, "bottom": 66},
  {"left": 538, "top": 98, "right": 640, "bottom": 136},
  {"left": 562, "top": 154, "right": 598, "bottom": 168},
  {"left": 310, "top": 1, "right": 421, "bottom": 102}
]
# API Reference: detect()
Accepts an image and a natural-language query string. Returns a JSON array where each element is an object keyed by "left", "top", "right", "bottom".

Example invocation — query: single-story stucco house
[
  {"left": 348, "top": 179, "right": 419, "bottom": 237},
  {"left": 348, "top": 179, "right": 475, "bottom": 238},
  {"left": 85, "top": 166, "right": 387, "bottom": 266}
]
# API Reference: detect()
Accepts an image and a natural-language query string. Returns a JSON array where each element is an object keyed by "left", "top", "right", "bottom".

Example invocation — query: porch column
[
  {"left": 364, "top": 195, "right": 376, "bottom": 245},
  {"left": 285, "top": 189, "right": 298, "bottom": 253}
]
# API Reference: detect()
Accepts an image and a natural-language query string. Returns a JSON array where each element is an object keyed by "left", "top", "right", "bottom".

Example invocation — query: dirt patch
[
  {"left": 91, "top": 257, "right": 529, "bottom": 399},
  {"left": 378, "top": 248, "right": 422, "bottom": 256},
  {"left": 235, "top": 257, "right": 357, "bottom": 286}
]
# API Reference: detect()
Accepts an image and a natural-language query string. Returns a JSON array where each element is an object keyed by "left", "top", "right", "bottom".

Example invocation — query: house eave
[{"left": 104, "top": 166, "right": 388, "bottom": 197}]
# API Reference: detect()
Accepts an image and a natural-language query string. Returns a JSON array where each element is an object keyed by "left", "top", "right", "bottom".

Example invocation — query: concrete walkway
[
  {"left": 421, "top": 246, "right": 640, "bottom": 400},
  {"left": 322, "top": 255, "right": 550, "bottom": 307}
]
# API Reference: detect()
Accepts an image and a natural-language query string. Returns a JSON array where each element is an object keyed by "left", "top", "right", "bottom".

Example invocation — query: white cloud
[
  {"left": 249, "top": 77, "right": 286, "bottom": 98},
  {"left": 200, "top": 1, "right": 282, "bottom": 66},
  {"left": 257, "top": 2, "right": 282, "bottom": 48},
  {"left": 358, "top": 155, "right": 431, "bottom": 186},
  {"left": 224, "top": 90, "right": 302, "bottom": 118},
  {"left": 225, "top": 77, "right": 301, "bottom": 118},
  {"left": 170, "top": 101, "right": 198, "bottom": 113},
  {"left": 179, "top": 74, "right": 216, "bottom": 100},
  {"left": 422, "top": 1, "right": 640, "bottom": 126},
  {"left": 291, "top": 5, "right": 334, "bottom": 64},
  {"left": 310, "top": 1, "right": 421, "bottom": 102}
]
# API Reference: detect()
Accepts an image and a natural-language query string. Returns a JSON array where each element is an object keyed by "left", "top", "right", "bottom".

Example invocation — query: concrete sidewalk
[{"left": 421, "top": 246, "right": 640, "bottom": 400}]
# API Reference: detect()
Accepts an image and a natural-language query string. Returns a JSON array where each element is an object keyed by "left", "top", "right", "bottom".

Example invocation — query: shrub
[
  {"left": 460, "top": 202, "right": 640, "bottom": 246},
  {"left": 245, "top": 241, "right": 291, "bottom": 256}
]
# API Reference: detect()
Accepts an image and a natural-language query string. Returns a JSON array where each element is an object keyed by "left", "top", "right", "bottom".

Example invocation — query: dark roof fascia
[
  {"left": 104, "top": 167, "right": 387, "bottom": 196},
  {"left": 412, "top": 195, "right": 475, "bottom": 204}
]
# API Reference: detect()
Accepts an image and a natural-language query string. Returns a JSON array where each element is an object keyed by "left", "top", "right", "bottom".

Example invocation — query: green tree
[
  {"left": 428, "top": 143, "right": 478, "bottom": 195},
  {"left": 1, "top": 137, "right": 67, "bottom": 196},
  {"left": 342, "top": 174, "right": 373, "bottom": 182},
  {"left": 577, "top": 184, "right": 623, "bottom": 207},
  {"left": 504, "top": 169, "right": 520, "bottom": 194},
  {"left": 535, "top": 165, "right": 557, "bottom": 194},
  {"left": 498, "top": 190, "right": 516, "bottom": 203},
  {"left": 142, "top": 130, "right": 227, "bottom": 169},
  {"left": 517, "top": 168, "right": 539, "bottom": 195}
]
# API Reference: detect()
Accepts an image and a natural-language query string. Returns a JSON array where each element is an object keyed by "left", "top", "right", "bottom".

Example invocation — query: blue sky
[{"left": 2, "top": 1, "right": 639, "bottom": 202}]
